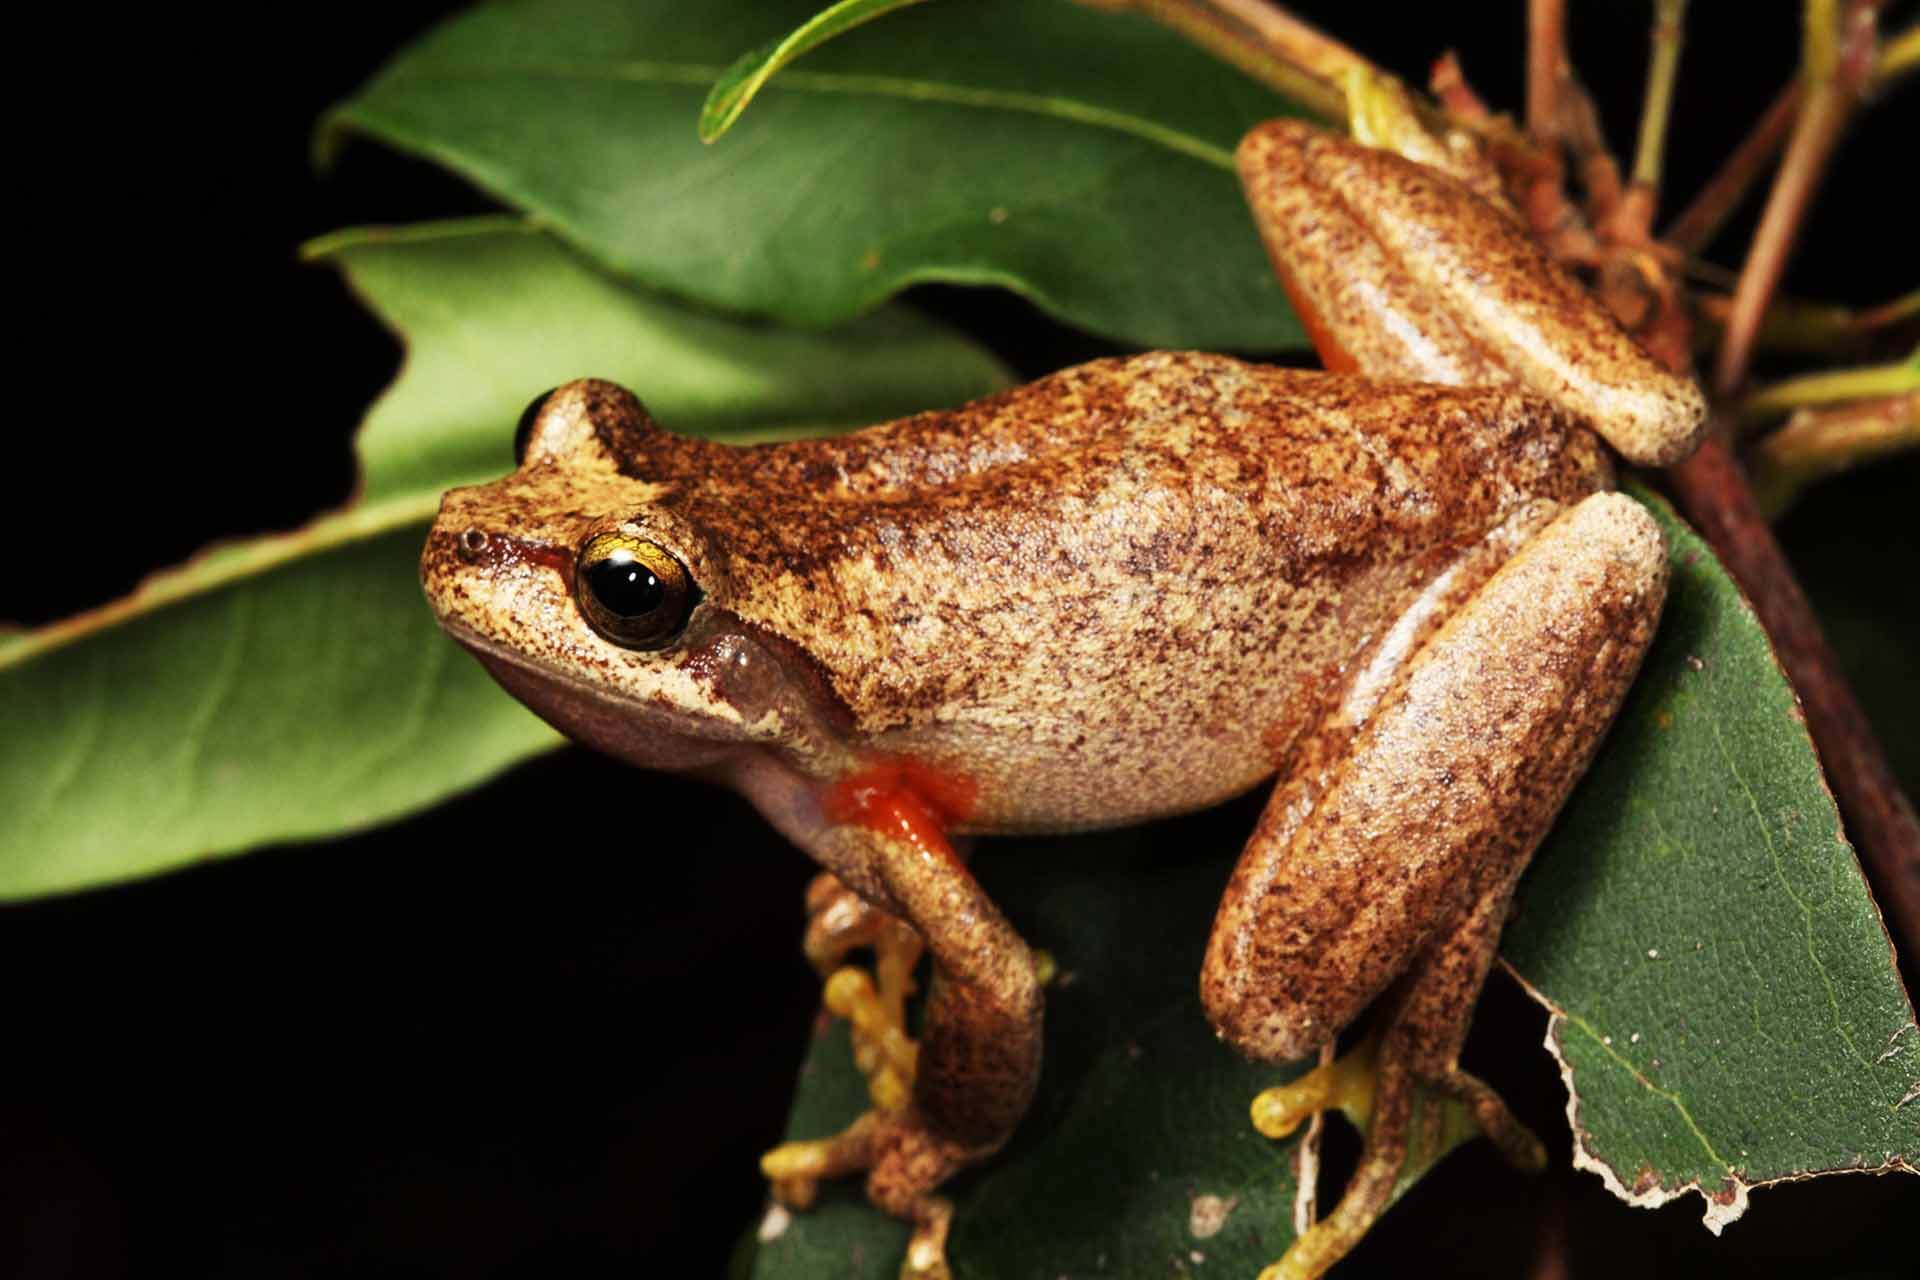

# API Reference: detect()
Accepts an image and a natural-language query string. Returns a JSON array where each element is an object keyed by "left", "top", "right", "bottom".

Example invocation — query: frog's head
[{"left": 420, "top": 380, "right": 841, "bottom": 773}]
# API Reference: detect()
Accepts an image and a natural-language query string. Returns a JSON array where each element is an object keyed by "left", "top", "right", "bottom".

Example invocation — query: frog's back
[{"left": 646, "top": 353, "right": 1612, "bottom": 830}]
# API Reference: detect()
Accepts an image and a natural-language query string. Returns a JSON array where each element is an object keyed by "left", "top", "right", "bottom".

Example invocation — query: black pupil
[{"left": 587, "top": 552, "right": 665, "bottom": 618}]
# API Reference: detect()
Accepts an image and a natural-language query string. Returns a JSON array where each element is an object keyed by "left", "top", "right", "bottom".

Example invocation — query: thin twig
[
  {"left": 1694, "top": 288, "right": 1920, "bottom": 355},
  {"left": 1739, "top": 350, "right": 1920, "bottom": 422},
  {"left": 1093, "top": 0, "right": 1356, "bottom": 122},
  {"left": 1749, "top": 392, "right": 1920, "bottom": 513},
  {"left": 1713, "top": 0, "right": 1882, "bottom": 395},
  {"left": 1879, "top": 21, "right": 1920, "bottom": 78},
  {"left": 1631, "top": 0, "right": 1689, "bottom": 193},
  {"left": 1527, "top": 0, "right": 1568, "bottom": 145},
  {"left": 1663, "top": 83, "right": 1802, "bottom": 255}
]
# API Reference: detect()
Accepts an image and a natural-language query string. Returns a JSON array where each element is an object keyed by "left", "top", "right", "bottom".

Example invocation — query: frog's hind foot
[
  {"left": 762, "top": 1108, "right": 969, "bottom": 1280},
  {"left": 1249, "top": 1032, "right": 1545, "bottom": 1280}
]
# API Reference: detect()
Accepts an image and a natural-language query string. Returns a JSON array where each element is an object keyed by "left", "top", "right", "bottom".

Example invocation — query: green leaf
[
  {"left": 0, "top": 221, "right": 1010, "bottom": 901},
  {"left": 701, "top": 0, "right": 934, "bottom": 143},
  {"left": 324, "top": 0, "right": 1312, "bottom": 350},
  {"left": 1501, "top": 487, "right": 1919, "bottom": 1225},
  {"left": 753, "top": 491, "right": 1916, "bottom": 1277}
]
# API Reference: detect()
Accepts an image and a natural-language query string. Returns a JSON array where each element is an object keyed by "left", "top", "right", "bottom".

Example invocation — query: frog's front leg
[
  {"left": 1202, "top": 491, "right": 1668, "bottom": 1280},
  {"left": 746, "top": 771, "right": 1043, "bottom": 1280}
]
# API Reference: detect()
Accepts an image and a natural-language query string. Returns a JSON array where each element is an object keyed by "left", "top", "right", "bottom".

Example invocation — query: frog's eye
[
  {"left": 513, "top": 388, "right": 560, "bottom": 466},
  {"left": 574, "top": 532, "right": 700, "bottom": 650}
]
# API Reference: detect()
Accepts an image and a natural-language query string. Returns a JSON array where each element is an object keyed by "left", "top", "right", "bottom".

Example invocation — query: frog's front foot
[
  {"left": 763, "top": 1107, "right": 969, "bottom": 1279},
  {"left": 765, "top": 875, "right": 964, "bottom": 1279},
  {"left": 1249, "top": 1027, "right": 1546, "bottom": 1280},
  {"left": 768, "top": 866, "right": 1048, "bottom": 1279},
  {"left": 799, "top": 871, "right": 926, "bottom": 1111}
]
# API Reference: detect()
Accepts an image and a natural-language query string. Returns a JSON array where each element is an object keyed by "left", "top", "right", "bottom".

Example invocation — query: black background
[{"left": 5, "top": 3, "right": 1916, "bottom": 1277}]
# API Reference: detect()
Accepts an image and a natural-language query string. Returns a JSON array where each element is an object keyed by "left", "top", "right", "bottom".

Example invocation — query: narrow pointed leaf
[
  {"left": 0, "top": 221, "right": 1010, "bottom": 900},
  {"left": 701, "top": 0, "right": 933, "bottom": 143},
  {"left": 325, "top": 0, "right": 1312, "bottom": 350}
]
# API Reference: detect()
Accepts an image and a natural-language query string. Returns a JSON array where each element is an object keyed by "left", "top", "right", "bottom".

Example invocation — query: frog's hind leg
[
  {"left": 761, "top": 827, "right": 1044, "bottom": 1280},
  {"left": 1202, "top": 492, "right": 1668, "bottom": 1280}
]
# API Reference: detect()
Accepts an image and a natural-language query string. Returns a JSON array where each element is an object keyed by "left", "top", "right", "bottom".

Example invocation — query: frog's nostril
[{"left": 458, "top": 528, "right": 491, "bottom": 561}]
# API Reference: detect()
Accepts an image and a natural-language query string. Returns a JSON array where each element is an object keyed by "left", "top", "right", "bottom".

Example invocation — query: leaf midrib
[{"left": 377, "top": 60, "right": 1239, "bottom": 169}]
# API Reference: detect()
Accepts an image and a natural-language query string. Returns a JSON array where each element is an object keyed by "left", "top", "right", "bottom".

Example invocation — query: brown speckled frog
[{"left": 420, "top": 119, "right": 1704, "bottom": 1280}]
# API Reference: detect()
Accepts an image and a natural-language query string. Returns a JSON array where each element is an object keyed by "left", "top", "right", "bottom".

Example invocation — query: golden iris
[{"left": 574, "top": 533, "right": 698, "bottom": 649}]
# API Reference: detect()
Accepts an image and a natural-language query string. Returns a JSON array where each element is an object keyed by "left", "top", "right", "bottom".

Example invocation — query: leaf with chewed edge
[
  {"left": 0, "top": 219, "right": 1010, "bottom": 901},
  {"left": 1501, "top": 486, "right": 1919, "bottom": 1226}
]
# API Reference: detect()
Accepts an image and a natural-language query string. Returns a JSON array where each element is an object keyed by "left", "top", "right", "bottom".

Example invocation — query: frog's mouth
[{"left": 436, "top": 619, "right": 746, "bottom": 772}]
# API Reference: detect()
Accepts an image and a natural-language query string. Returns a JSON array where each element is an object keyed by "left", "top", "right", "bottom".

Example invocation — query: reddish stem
[{"left": 1663, "top": 82, "right": 1803, "bottom": 255}]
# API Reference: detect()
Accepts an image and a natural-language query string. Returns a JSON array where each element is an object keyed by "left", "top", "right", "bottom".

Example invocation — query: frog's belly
[
  {"left": 865, "top": 582, "right": 1391, "bottom": 834},
  {"left": 884, "top": 713, "right": 1291, "bottom": 836},
  {"left": 865, "top": 498, "right": 1569, "bottom": 834}
]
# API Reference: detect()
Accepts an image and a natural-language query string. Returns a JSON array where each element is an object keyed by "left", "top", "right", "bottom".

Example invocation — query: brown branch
[
  {"left": 1713, "top": 0, "right": 1883, "bottom": 395},
  {"left": 1711, "top": 93, "right": 1852, "bottom": 393},
  {"left": 1693, "top": 288, "right": 1920, "bottom": 357},
  {"left": 1663, "top": 82, "right": 1802, "bottom": 254},
  {"left": 1665, "top": 431, "right": 1920, "bottom": 955},
  {"left": 1091, "top": 0, "right": 1357, "bottom": 123},
  {"left": 1527, "top": 0, "right": 1568, "bottom": 145}
]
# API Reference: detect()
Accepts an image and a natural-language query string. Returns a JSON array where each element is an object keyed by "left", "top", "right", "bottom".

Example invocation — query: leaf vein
[
  {"left": 1559, "top": 1006, "right": 1733, "bottom": 1175},
  {"left": 170, "top": 590, "right": 252, "bottom": 818},
  {"left": 408, "top": 60, "right": 1237, "bottom": 169},
  {"left": 1706, "top": 715, "right": 1869, "bottom": 1071}
]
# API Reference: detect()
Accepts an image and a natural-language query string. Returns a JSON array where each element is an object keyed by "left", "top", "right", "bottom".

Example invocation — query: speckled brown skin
[
  {"left": 418, "top": 121, "right": 1702, "bottom": 1280},
  {"left": 1239, "top": 119, "right": 1704, "bottom": 466}
]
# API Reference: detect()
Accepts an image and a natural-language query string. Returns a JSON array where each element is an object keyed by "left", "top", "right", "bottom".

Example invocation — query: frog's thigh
[{"left": 1203, "top": 491, "right": 1667, "bottom": 1063}]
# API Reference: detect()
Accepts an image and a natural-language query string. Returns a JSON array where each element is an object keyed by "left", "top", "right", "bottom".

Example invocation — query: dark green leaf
[
  {"left": 0, "top": 221, "right": 1009, "bottom": 900},
  {"left": 325, "top": 0, "right": 1313, "bottom": 349}
]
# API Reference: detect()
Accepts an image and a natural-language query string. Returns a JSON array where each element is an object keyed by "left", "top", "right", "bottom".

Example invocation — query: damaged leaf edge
[{"left": 1504, "top": 963, "right": 1920, "bottom": 1233}]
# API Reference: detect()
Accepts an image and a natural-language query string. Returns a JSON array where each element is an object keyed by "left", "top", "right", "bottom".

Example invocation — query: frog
[{"left": 418, "top": 116, "right": 1704, "bottom": 1280}]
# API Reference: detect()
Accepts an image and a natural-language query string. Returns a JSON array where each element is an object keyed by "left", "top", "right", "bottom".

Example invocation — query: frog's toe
[
  {"left": 762, "top": 1108, "right": 970, "bottom": 1280},
  {"left": 897, "top": 1196, "right": 954, "bottom": 1280},
  {"left": 762, "top": 1110, "right": 882, "bottom": 1209},
  {"left": 1252, "top": 1035, "right": 1544, "bottom": 1279},
  {"left": 1250, "top": 1037, "right": 1379, "bottom": 1140},
  {"left": 825, "top": 964, "right": 921, "bottom": 1111}
]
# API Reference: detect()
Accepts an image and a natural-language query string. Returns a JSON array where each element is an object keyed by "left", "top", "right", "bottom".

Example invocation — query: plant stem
[
  {"left": 1693, "top": 289, "right": 1920, "bottom": 356},
  {"left": 1739, "top": 351, "right": 1920, "bottom": 423},
  {"left": 1527, "top": 0, "right": 1568, "bottom": 145},
  {"left": 1663, "top": 83, "right": 1802, "bottom": 255},
  {"left": 1749, "top": 393, "right": 1920, "bottom": 513},
  {"left": 1880, "top": 21, "right": 1920, "bottom": 78},
  {"left": 1093, "top": 0, "right": 1354, "bottom": 121},
  {"left": 1712, "top": 0, "right": 1881, "bottom": 395},
  {"left": 1631, "top": 0, "right": 1688, "bottom": 193}
]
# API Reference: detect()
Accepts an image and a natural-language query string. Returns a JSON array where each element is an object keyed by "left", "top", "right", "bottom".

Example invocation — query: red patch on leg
[
  {"left": 1274, "top": 262, "right": 1360, "bottom": 374},
  {"left": 823, "top": 760, "right": 978, "bottom": 866}
]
